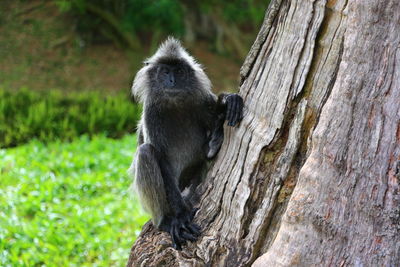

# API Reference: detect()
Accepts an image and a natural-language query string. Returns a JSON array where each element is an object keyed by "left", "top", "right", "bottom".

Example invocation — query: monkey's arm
[{"left": 207, "top": 93, "right": 243, "bottom": 159}]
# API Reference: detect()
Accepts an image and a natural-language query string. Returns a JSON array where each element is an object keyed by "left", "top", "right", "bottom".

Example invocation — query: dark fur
[{"left": 130, "top": 37, "right": 243, "bottom": 250}]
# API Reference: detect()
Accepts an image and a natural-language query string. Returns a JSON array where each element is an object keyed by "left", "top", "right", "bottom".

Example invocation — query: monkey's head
[{"left": 132, "top": 37, "right": 212, "bottom": 104}]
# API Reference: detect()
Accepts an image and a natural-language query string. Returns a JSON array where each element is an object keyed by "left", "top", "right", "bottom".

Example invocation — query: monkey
[{"left": 129, "top": 37, "right": 243, "bottom": 250}]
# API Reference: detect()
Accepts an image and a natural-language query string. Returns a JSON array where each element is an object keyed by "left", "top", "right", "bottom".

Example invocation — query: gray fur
[
  {"left": 134, "top": 144, "right": 170, "bottom": 226},
  {"left": 129, "top": 37, "right": 243, "bottom": 248},
  {"left": 130, "top": 37, "right": 217, "bottom": 227},
  {"left": 132, "top": 37, "right": 213, "bottom": 104}
]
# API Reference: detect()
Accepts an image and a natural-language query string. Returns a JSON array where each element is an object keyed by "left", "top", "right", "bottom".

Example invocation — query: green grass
[{"left": 0, "top": 134, "right": 149, "bottom": 266}]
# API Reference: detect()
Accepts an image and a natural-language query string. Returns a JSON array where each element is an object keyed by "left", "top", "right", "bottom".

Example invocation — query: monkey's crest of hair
[{"left": 132, "top": 37, "right": 212, "bottom": 103}]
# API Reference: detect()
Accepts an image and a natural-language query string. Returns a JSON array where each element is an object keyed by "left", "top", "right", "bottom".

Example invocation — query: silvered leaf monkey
[{"left": 130, "top": 37, "right": 243, "bottom": 250}]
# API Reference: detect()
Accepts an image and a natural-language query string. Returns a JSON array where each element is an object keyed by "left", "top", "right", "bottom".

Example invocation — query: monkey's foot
[{"left": 159, "top": 214, "right": 201, "bottom": 250}]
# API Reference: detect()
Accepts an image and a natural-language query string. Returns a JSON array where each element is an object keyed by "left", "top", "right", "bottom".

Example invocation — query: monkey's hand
[
  {"left": 159, "top": 210, "right": 201, "bottom": 250},
  {"left": 224, "top": 94, "right": 244, "bottom": 126},
  {"left": 207, "top": 94, "right": 243, "bottom": 159}
]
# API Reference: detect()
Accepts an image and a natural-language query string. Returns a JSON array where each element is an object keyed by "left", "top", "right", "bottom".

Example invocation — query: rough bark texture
[{"left": 127, "top": 0, "right": 400, "bottom": 266}]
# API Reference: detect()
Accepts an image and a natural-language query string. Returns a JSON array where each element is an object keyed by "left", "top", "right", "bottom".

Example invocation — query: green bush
[{"left": 0, "top": 89, "right": 141, "bottom": 148}]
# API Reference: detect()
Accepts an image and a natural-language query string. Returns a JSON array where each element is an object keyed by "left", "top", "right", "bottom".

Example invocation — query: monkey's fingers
[
  {"left": 171, "top": 223, "right": 183, "bottom": 250},
  {"left": 239, "top": 100, "right": 244, "bottom": 121},
  {"left": 180, "top": 229, "right": 198, "bottom": 242},
  {"left": 229, "top": 97, "right": 238, "bottom": 126},
  {"left": 230, "top": 100, "right": 237, "bottom": 126},
  {"left": 227, "top": 94, "right": 244, "bottom": 126},
  {"left": 226, "top": 97, "right": 234, "bottom": 126},
  {"left": 237, "top": 97, "right": 244, "bottom": 123},
  {"left": 181, "top": 222, "right": 198, "bottom": 238},
  {"left": 186, "top": 222, "right": 201, "bottom": 237},
  {"left": 232, "top": 97, "right": 241, "bottom": 126},
  {"left": 191, "top": 208, "right": 199, "bottom": 220}
]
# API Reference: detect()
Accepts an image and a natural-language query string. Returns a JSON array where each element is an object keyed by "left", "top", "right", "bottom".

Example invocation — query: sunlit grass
[{"left": 0, "top": 134, "right": 149, "bottom": 266}]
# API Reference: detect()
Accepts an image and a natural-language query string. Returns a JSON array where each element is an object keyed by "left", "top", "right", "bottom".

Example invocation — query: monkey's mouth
[{"left": 164, "top": 88, "right": 182, "bottom": 94}]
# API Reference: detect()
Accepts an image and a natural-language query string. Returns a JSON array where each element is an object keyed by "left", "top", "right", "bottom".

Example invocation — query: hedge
[{"left": 0, "top": 89, "right": 141, "bottom": 147}]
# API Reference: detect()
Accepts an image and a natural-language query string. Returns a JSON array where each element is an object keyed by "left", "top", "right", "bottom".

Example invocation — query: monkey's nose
[{"left": 166, "top": 73, "right": 175, "bottom": 87}]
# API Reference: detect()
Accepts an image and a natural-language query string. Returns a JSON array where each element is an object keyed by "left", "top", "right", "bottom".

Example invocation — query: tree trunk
[{"left": 127, "top": 0, "right": 400, "bottom": 266}]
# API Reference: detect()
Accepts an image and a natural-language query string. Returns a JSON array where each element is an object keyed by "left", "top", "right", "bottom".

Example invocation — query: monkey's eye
[{"left": 176, "top": 68, "right": 184, "bottom": 75}]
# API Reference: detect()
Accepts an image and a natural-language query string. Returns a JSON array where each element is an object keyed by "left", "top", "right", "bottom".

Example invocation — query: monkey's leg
[
  {"left": 134, "top": 143, "right": 170, "bottom": 227},
  {"left": 134, "top": 144, "right": 200, "bottom": 250},
  {"left": 157, "top": 159, "right": 201, "bottom": 250}
]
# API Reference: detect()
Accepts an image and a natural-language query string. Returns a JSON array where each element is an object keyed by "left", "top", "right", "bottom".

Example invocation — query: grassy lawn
[{"left": 0, "top": 134, "right": 149, "bottom": 266}]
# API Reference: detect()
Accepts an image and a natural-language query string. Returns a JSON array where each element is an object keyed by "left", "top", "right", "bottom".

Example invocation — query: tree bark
[{"left": 127, "top": 0, "right": 400, "bottom": 266}]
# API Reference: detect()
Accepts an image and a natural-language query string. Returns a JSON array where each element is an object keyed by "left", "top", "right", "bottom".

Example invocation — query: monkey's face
[{"left": 149, "top": 59, "right": 196, "bottom": 97}]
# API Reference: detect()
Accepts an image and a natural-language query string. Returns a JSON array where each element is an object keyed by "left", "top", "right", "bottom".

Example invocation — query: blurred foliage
[
  {"left": 199, "top": 0, "right": 265, "bottom": 26},
  {"left": 52, "top": 0, "right": 267, "bottom": 47},
  {"left": 122, "top": 0, "right": 184, "bottom": 36},
  {"left": 0, "top": 134, "right": 149, "bottom": 266},
  {"left": 0, "top": 89, "right": 141, "bottom": 148},
  {"left": 54, "top": 0, "right": 184, "bottom": 45}
]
